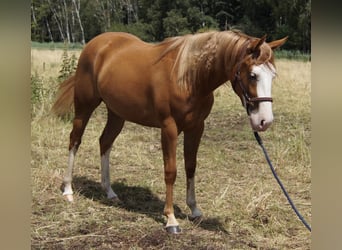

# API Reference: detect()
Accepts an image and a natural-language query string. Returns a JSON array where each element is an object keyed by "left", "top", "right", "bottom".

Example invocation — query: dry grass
[{"left": 31, "top": 48, "right": 311, "bottom": 249}]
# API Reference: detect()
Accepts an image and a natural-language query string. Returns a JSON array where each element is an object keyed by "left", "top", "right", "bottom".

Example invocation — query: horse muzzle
[{"left": 249, "top": 102, "right": 274, "bottom": 132}]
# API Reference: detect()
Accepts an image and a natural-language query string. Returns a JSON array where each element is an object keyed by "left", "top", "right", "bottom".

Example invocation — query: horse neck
[
  {"left": 171, "top": 31, "right": 248, "bottom": 97},
  {"left": 195, "top": 48, "right": 239, "bottom": 97},
  {"left": 198, "top": 59, "right": 228, "bottom": 95},
  {"left": 196, "top": 35, "right": 250, "bottom": 97}
]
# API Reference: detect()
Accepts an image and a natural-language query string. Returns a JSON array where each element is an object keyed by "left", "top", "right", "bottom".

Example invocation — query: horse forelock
[
  {"left": 234, "top": 38, "right": 276, "bottom": 77},
  {"left": 256, "top": 43, "right": 274, "bottom": 65}
]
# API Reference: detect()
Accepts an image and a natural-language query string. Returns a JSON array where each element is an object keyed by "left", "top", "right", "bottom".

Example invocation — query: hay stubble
[{"left": 31, "top": 49, "right": 311, "bottom": 249}]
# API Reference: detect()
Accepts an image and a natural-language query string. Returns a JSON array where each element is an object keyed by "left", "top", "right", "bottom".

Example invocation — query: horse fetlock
[
  {"left": 165, "top": 213, "right": 179, "bottom": 226},
  {"left": 190, "top": 207, "right": 202, "bottom": 218}
]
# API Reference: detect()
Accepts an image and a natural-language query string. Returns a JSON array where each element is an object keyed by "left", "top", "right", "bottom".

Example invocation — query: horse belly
[{"left": 99, "top": 80, "right": 161, "bottom": 127}]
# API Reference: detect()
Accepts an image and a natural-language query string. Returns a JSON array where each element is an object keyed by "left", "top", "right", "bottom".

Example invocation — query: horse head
[{"left": 231, "top": 35, "right": 288, "bottom": 131}]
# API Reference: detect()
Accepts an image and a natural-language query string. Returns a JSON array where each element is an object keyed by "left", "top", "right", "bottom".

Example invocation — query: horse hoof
[
  {"left": 110, "top": 196, "right": 122, "bottom": 204},
  {"left": 188, "top": 215, "right": 203, "bottom": 224},
  {"left": 64, "top": 194, "right": 74, "bottom": 202},
  {"left": 165, "top": 225, "right": 181, "bottom": 234}
]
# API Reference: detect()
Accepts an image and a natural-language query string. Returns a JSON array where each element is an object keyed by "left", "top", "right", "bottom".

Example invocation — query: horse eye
[{"left": 249, "top": 72, "right": 257, "bottom": 81}]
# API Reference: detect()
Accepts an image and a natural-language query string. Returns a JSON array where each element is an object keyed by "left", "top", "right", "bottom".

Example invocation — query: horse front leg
[
  {"left": 184, "top": 122, "right": 204, "bottom": 221},
  {"left": 160, "top": 117, "right": 180, "bottom": 233}
]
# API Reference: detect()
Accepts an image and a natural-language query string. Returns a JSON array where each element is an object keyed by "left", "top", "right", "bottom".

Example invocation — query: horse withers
[{"left": 52, "top": 31, "right": 287, "bottom": 233}]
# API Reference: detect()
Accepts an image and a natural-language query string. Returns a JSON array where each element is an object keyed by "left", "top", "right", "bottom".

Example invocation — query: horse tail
[{"left": 52, "top": 75, "right": 75, "bottom": 116}]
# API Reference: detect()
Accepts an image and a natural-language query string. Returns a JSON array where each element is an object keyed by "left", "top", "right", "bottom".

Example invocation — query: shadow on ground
[{"left": 68, "top": 176, "right": 228, "bottom": 234}]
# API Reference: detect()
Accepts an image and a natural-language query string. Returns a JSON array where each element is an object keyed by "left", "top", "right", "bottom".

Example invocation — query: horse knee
[{"left": 164, "top": 168, "right": 177, "bottom": 184}]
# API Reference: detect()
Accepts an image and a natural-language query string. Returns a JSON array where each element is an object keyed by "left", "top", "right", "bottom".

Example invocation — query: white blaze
[{"left": 250, "top": 63, "right": 276, "bottom": 131}]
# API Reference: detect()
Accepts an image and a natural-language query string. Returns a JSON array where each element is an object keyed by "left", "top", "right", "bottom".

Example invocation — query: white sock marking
[
  {"left": 186, "top": 177, "right": 202, "bottom": 218},
  {"left": 101, "top": 147, "right": 118, "bottom": 199},
  {"left": 63, "top": 146, "right": 76, "bottom": 198}
]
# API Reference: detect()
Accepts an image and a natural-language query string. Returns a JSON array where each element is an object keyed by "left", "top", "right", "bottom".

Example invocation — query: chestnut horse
[{"left": 52, "top": 31, "right": 287, "bottom": 233}]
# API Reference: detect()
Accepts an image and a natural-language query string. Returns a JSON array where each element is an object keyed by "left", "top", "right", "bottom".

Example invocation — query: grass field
[{"left": 31, "top": 48, "right": 311, "bottom": 249}]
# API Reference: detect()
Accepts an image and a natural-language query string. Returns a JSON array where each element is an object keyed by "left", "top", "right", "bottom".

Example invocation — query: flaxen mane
[{"left": 156, "top": 31, "right": 274, "bottom": 90}]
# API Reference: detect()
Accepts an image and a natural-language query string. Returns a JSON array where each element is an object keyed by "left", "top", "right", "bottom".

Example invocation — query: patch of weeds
[
  {"left": 31, "top": 72, "right": 44, "bottom": 104},
  {"left": 58, "top": 44, "right": 77, "bottom": 82}
]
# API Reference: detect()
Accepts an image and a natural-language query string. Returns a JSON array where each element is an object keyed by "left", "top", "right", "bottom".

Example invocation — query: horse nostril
[{"left": 260, "top": 120, "right": 265, "bottom": 127}]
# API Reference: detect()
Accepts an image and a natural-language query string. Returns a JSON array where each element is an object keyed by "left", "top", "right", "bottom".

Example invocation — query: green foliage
[
  {"left": 163, "top": 10, "right": 190, "bottom": 37},
  {"left": 58, "top": 45, "right": 77, "bottom": 82},
  {"left": 31, "top": 0, "right": 311, "bottom": 52},
  {"left": 31, "top": 72, "right": 43, "bottom": 104},
  {"left": 275, "top": 50, "right": 311, "bottom": 62},
  {"left": 110, "top": 22, "right": 154, "bottom": 42},
  {"left": 31, "top": 41, "right": 83, "bottom": 50}
]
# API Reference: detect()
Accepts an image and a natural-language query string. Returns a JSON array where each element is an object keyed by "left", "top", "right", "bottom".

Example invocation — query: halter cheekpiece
[{"left": 233, "top": 71, "right": 273, "bottom": 115}]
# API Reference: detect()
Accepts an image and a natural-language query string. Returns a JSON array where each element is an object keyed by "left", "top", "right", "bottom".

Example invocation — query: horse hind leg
[
  {"left": 63, "top": 145, "right": 77, "bottom": 201},
  {"left": 63, "top": 97, "right": 101, "bottom": 202},
  {"left": 99, "top": 109, "right": 125, "bottom": 201}
]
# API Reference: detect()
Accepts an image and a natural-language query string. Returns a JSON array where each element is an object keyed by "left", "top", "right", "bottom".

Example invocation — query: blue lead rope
[{"left": 253, "top": 131, "right": 312, "bottom": 232}]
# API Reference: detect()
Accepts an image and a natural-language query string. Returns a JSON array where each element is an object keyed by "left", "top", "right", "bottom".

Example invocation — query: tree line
[{"left": 31, "top": 0, "right": 311, "bottom": 52}]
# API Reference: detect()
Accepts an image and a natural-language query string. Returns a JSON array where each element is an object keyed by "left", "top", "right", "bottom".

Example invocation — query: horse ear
[
  {"left": 268, "top": 36, "right": 288, "bottom": 50},
  {"left": 247, "top": 34, "right": 267, "bottom": 58}
]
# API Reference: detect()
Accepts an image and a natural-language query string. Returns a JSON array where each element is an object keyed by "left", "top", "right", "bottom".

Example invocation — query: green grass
[
  {"left": 275, "top": 50, "right": 311, "bottom": 61},
  {"left": 31, "top": 41, "right": 84, "bottom": 50},
  {"left": 31, "top": 49, "right": 311, "bottom": 249}
]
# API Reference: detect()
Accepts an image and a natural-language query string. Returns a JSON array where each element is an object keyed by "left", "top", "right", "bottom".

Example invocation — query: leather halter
[{"left": 232, "top": 70, "right": 273, "bottom": 115}]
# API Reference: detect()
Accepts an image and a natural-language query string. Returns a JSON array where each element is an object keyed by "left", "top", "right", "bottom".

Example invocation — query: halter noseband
[{"left": 233, "top": 70, "right": 273, "bottom": 115}]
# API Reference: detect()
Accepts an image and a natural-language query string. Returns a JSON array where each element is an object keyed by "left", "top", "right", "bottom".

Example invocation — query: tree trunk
[
  {"left": 62, "top": 0, "right": 70, "bottom": 43},
  {"left": 31, "top": 4, "right": 37, "bottom": 25},
  {"left": 49, "top": 2, "right": 65, "bottom": 41},
  {"left": 72, "top": 0, "right": 85, "bottom": 44},
  {"left": 45, "top": 18, "right": 54, "bottom": 43}
]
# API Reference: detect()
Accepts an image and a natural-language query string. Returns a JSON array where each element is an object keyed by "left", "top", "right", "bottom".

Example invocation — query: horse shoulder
[{"left": 170, "top": 93, "right": 215, "bottom": 131}]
